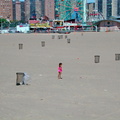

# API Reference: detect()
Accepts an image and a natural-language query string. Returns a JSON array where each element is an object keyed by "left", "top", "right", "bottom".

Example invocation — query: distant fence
[
  {"left": 74, "top": 27, "right": 120, "bottom": 32},
  {"left": 98, "top": 27, "right": 120, "bottom": 32}
]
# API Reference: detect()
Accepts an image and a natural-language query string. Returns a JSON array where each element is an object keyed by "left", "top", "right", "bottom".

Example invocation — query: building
[
  {"left": 87, "top": 2, "right": 95, "bottom": 21},
  {"left": 25, "top": 0, "right": 30, "bottom": 21},
  {"left": 44, "top": 0, "right": 55, "bottom": 20},
  {"left": 25, "top": 0, "right": 43, "bottom": 21},
  {"left": 35, "top": 0, "right": 42, "bottom": 19},
  {"left": 87, "top": 2, "right": 95, "bottom": 14},
  {"left": 117, "top": 0, "right": 120, "bottom": 16},
  {"left": 13, "top": 0, "right": 25, "bottom": 21},
  {"left": 0, "top": 0, "right": 13, "bottom": 20},
  {"left": 16, "top": 1, "right": 21, "bottom": 21},
  {"left": 95, "top": 0, "right": 120, "bottom": 19},
  {"left": 25, "top": 0, "right": 54, "bottom": 21},
  {"left": 94, "top": 19, "right": 120, "bottom": 32},
  {"left": 21, "top": 1, "right": 25, "bottom": 22}
]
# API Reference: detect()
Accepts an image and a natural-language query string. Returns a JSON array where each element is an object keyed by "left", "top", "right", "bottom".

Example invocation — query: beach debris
[
  {"left": 22, "top": 72, "right": 30, "bottom": 85},
  {"left": 16, "top": 72, "right": 30, "bottom": 86}
]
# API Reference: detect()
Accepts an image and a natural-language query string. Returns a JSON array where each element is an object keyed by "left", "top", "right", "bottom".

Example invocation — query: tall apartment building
[
  {"left": 25, "top": 0, "right": 43, "bottom": 21},
  {"left": 117, "top": 0, "right": 120, "bottom": 16},
  {"left": 95, "top": 0, "right": 120, "bottom": 19},
  {"left": 16, "top": 1, "right": 21, "bottom": 21},
  {"left": 0, "top": 0, "right": 13, "bottom": 20},
  {"left": 87, "top": 2, "right": 95, "bottom": 21},
  {"left": 25, "top": 0, "right": 55, "bottom": 21},
  {"left": 21, "top": 1, "right": 25, "bottom": 21},
  {"left": 25, "top": 0, "right": 30, "bottom": 21},
  {"left": 35, "top": 0, "right": 42, "bottom": 19},
  {"left": 87, "top": 2, "right": 95, "bottom": 14},
  {"left": 44, "top": 0, "right": 55, "bottom": 20},
  {"left": 13, "top": 0, "right": 25, "bottom": 21}
]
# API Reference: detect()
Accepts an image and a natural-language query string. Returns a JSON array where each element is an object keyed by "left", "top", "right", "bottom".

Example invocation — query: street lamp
[{"left": 0, "top": 16, "right": 3, "bottom": 33}]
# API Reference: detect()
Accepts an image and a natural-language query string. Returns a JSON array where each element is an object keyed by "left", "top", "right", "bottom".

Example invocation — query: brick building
[
  {"left": 0, "top": 0, "right": 13, "bottom": 20},
  {"left": 25, "top": 0, "right": 43, "bottom": 21},
  {"left": 15, "top": 1, "right": 21, "bottom": 21},
  {"left": 44, "top": 0, "right": 55, "bottom": 20},
  {"left": 25, "top": 0, "right": 55, "bottom": 21}
]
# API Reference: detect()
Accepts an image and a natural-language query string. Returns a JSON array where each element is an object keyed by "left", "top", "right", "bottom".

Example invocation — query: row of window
[{"left": 97, "top": 0, "right": 120, "bottom": 18}]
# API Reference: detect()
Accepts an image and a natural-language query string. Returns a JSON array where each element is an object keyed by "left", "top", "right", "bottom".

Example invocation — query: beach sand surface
[{"left": 0, "top": 32, "right": 120, "bottom": 120}]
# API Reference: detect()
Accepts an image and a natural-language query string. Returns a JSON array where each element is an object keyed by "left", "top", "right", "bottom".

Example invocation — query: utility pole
[
  {"left": 0, "top": 16, "right": 3, "bottom": 32},
  {"left": 83, "top": 0, "right": 87, "bottom": 23}
]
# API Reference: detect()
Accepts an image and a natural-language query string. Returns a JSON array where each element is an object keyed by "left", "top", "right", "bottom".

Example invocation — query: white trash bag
[{"left": 22, "top": 72, "right": 30, "bottom": 85}]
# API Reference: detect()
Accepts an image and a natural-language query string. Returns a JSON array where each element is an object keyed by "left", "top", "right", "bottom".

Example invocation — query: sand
[{"left": 0, "top": 32, "right": 120, "bottom": 120}]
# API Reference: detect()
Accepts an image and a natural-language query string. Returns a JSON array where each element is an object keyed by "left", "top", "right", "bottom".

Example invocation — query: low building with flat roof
[{"left": 94, "top": 19, "right": 120, "bottom": 32}]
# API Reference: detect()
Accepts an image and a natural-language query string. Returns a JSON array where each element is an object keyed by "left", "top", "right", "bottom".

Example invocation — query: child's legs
[
  {"left": 58, "top": 72, "right": 60, "bottom": 78},
  {"left": 58, "top": 72, "right": 62, "bottom": 79}
]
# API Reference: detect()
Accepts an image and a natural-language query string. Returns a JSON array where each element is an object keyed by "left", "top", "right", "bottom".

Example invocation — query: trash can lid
[{"left": 16, "top": 72, "right": 24, "bottom": 75}]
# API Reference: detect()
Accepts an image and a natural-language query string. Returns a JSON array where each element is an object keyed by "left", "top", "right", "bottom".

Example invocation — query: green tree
[
  {"left": 9, "top": 20, "right": 24, "bottom": 27},
  {"left": 0, "top": 18, "right": 9, "bottom": 28}
]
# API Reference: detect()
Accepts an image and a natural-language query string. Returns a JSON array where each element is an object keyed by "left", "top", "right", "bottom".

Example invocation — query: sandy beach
[{"left": 0, "top": 32, "right": 120, "bottom": 120}]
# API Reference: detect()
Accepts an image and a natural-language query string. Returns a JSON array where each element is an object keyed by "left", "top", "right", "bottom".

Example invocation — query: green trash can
[{"left": 16, "top": 72, "right": 24, "bottom": 85}]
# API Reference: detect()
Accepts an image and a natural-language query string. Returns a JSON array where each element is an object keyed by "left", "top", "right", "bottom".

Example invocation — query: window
[
  {"left": 107, "top": 0, "right": 112, "bottom": 19},
  {"left": 98, "top": 0, "right": 102, "bottom": 13},
  {"left": 118, "top": 0, "right": 120, "bottom": 16}
]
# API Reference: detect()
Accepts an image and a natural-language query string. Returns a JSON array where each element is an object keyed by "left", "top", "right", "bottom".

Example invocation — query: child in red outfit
[{"left": 58, "top": 63, "right": 62, "bottom": 79}]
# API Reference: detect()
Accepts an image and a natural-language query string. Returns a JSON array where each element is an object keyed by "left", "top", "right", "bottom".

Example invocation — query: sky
[{"left": 87, "top": 0, "right": 95, "bottom": 3}]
